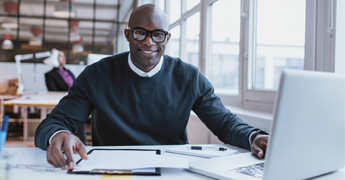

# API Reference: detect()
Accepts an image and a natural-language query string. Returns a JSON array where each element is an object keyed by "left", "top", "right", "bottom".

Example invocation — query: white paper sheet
[
  {"left": 72, "top": 150, "right": 189, "bottom": 172},
  {"left": 3, "top": 148, "right": 51, "bottom": 166},
  {"left": 3, "top": 148, "right": 78, "bottom": 169},
  {"left": 165, "top": 145, "right": 238, "bottom": 158}
]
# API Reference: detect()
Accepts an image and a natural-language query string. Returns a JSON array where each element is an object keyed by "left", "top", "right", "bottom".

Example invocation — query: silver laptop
[{"left": 188, "top": 69, "right": 345, "bottom": 180}]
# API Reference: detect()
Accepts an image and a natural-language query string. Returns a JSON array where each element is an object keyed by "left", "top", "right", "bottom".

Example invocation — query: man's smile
[
  {"left": 139, "top": 49, "right": 158, "bottom": 54},
  {"left": 139, "top": 48, "right": 159, "bottom": 58}
]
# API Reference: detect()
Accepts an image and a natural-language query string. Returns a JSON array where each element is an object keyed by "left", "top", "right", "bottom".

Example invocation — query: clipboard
[{"left": 67, "top": 149, "right": 161, "bottom": 175}]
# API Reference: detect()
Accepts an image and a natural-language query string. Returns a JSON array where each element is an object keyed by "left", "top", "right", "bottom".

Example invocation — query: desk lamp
[{"left": 15, "top": 49, "right": 59, "bottom": 94}]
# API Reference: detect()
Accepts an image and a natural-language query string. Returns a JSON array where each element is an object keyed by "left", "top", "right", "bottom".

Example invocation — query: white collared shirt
[{"left": 128, "top": 53, "right": 163, "bottom": 77}]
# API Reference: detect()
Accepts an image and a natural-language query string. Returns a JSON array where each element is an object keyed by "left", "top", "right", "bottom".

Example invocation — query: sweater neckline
[{"left": 126, "top": 54, "right": 165, "bottom": 81}]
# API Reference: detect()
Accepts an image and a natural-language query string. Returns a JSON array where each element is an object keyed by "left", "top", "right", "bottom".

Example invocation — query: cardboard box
[
  {"left": 8, "top": 79, "right": 18, "bottom": 87},
  {"left": 7, "top": 86, "right": 18, "bottom": 95}
]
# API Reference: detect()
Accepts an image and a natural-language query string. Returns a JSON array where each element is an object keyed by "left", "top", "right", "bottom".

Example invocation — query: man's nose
[{"left": 142, "top": 33, "right": 155, "bottom": 46}]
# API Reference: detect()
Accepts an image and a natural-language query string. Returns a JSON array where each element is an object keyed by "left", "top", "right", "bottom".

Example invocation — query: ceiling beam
[
  {"left": 0, "top": 13, "right": 129, "bottom": 23},
  {"left": 107, "top": 0, "right": 134, "bottom": 44},
  {"left": 17, "top": 24, "right": 110, "bottom": 33},
  {"left": 0, "top": 0, "right": 119, "bottom": 10},
  {"left": 0, "top": 29, "right": 109, "bottom": 38}
]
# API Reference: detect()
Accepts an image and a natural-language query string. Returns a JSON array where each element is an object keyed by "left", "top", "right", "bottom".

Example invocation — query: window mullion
[
  {"left": 180, "top": 18, "right": 186, "bottom": 61},
  {"left": 199, "top": 0, "right": 209, "bottom": 74},
  {"left": 304, "top": 0, "right": 317, "bottom": 71}
]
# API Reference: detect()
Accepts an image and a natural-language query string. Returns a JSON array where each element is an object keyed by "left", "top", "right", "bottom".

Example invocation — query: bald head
[
  {"left": 125, "top": 4, "right": 171, "bottom": 73},
  {"left": 129, "top": 4, "right": 168, "bottom": 31}
]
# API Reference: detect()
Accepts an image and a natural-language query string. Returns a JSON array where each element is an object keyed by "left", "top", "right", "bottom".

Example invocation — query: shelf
[
  {"left": 2, "top": 118, "right": 42, "bottom": 123},
  {"left": 27, "top": 119, "right": 42, "bottom": 122}
]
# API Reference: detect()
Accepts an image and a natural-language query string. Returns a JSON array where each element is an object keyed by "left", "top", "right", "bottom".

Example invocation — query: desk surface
[
  {"left": 1, "top": 93, "right": 66, "bottom": 106},
  {"left": 2, "top": 144, "right": 344, "bottom": 180}
]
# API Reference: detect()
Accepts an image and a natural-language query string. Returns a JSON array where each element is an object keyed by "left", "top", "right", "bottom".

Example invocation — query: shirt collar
[{"left": 128, "top": 53, "right": 163, "bottom": 77}]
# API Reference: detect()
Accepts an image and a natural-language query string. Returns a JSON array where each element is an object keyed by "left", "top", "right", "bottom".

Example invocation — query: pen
[
  {"left": 190, "top": 146, "right": 227, "bottom": 151},
  {"left": 12, "top": 164, "right": 61, "bottom": 171},
  {"left": 1, "top": 115, "right": 10, "bottom": 132}
]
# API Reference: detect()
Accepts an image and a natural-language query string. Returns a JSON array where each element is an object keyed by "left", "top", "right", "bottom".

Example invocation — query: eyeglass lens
[{"left": 133, "top": 29, "right": 166, "bottom": 42}]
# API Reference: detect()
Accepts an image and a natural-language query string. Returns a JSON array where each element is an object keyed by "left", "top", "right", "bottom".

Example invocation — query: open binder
[{"left": 68, "top": 149, "right": 161, "bottom": 175}]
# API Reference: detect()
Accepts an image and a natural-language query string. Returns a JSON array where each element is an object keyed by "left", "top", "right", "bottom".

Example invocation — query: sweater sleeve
[
  {"left": 35, "top": 65, "right": 98, "bottom": 150},
  {"left": 191, "top": 68, "right": 258, "bottom": 151}
]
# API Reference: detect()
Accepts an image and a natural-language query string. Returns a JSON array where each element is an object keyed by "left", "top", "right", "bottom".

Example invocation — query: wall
[
  {"left": 0, "top": 62, "right": 86, "bottom": 93},
  {"left": 187, "top": 107, "right": 272, "bottom": 144}
]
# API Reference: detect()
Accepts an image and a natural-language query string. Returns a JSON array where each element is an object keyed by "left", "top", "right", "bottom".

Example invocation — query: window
[
  {"left": 186, "top": 0, "right": 200, "bottom": 12},
  {"left": 251, "top": 0, "right": 306, "bottom": 90},
  {"left": 156, "top": 0, "right": 340, "bottom": 112},
  {"left": 210, "top": 0, "right": 241, "bottom": 95},
  {"left": 169, "top": 0, "right": 181, "bottom": 23},
  {"left": 166, "top": 25, "right": 180, "bottom": 58},
  {"left": 185, "top": 12, "right": 200, "bottom": 68}
]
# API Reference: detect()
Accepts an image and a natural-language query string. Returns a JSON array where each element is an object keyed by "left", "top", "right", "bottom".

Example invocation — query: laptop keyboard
[{"left": 229, "top": 163, "right": 264, "bottom": 178}]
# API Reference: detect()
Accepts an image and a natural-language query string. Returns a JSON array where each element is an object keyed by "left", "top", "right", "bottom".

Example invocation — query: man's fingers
[
  {"left": 257, "top": 149, "right": 263, "bottom": 158},
  {"left": 52, "top": 147, "right": 69, "bottom": 169},
  {"left": 251, "top": 145, "right": 263, "bottom": 158},
  {"left": 75, "top": 142, "right": 88, "bottom": 160},
  {"left": 251, "top": 135, "right": 269, "bottom": 159},
  {"left": 47, "top": 140, "right": 66, "bottom": 169},
  {"left": 63, "top": 147, "right": 75, "bottom": 170},
  {"left": 251, "top": 145, "right": 260, "bottom": 156},
  {"left": 47, "top": 159, "right": 58, "bottom": 168}
]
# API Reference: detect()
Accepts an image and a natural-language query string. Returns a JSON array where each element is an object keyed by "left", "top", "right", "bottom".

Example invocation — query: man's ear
[
  {"left": 124, "top": 29, "right": 130, "bottom": 42},
  {"left": 166, "top": 33, "right": 171, "bottom": 43}
]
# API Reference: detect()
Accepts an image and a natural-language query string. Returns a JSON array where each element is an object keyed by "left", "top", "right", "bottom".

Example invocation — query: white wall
[{"left": 0, "top": 62, "right": 86, "bottom": 93}]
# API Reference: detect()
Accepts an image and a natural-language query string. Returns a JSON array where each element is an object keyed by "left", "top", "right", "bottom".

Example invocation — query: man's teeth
[{"left": 141, "top": 50, "right": 156, "bottom": 54}]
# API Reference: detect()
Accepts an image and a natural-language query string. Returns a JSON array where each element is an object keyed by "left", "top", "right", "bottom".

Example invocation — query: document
[
  {"left": 4, "top": 148, "right": 51, "bottom": 166},
  {"left": 70, "top": 149, "right": 189, "bottom": 175},
  {"left": 2, "top": 148, "right": 64, "bottom": 171},
  {"left": 165, "top": 145, "right": 238, "bottom": 158}
]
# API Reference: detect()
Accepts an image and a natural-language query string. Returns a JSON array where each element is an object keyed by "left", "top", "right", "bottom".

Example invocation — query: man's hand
[
  {"left": 251, "top": 134, "right": 269, "bottom": 158},
  {"left": 47, "top": 131, "right": 88, "bottom": 170}
]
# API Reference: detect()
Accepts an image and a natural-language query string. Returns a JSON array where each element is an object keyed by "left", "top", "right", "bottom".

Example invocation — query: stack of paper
[
  {"left": 165, "top": 145, "right": 238, "bottom": 158},
  {"left": 72, "top": 150, "right": 189, "bottom": 173}
]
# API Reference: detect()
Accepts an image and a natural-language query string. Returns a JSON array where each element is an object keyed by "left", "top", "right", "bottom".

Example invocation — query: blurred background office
[{"left": 0, "top": 0, "right": 343, "bottom": 147}]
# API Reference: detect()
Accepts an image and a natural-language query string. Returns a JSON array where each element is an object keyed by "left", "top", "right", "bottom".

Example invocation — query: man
[
  {"left": 35, "top": 4, "right": 269, "bottom": 170},
  {"left": 44, "top": 50, "right": 75, "bottom": 91}
]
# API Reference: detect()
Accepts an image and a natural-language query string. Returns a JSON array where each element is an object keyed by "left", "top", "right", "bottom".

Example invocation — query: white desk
[
  {"left": 0, "top": 92, "right": 67, "bottom": 141},
  {"left": 2, "top": 144, "right": 344, "bottom": 180},
  {"left": 0, "top": 95, "right": 21, "bottom": 118}
]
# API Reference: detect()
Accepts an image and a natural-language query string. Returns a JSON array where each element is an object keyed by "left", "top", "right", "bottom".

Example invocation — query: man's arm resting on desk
[{"left": 47, "top": 131, "right": 88, "bottom": 170}]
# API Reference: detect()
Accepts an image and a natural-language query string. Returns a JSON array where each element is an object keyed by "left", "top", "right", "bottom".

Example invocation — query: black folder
[{"left": 67, "top": 148, "right": 161, "bottom": 175}]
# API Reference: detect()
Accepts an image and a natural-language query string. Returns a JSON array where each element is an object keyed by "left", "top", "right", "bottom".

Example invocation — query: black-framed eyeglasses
[{"left": 127, "top": 27, "right": 169, "bottom": 43}]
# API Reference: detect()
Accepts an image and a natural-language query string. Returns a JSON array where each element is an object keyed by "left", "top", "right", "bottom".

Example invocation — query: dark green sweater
[{"left": 35, "top": 52, "right": 258, "bottom": 150}]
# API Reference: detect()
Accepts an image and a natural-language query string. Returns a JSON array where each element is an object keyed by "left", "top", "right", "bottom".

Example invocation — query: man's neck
[
  {"left": 131, "top": 59, "right": 157, "bottom": 72},
  {"left": 128, "top": 53, "right": 164, "bottom": 77}
]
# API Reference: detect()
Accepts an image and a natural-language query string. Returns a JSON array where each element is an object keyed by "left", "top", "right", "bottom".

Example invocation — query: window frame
[{"left": 157, "top": 0, "right": 339, "bottom": 113}]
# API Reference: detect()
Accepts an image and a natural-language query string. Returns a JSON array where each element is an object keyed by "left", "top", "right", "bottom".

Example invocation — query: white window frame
[{"left": 155, "top": 0, "right": 339, "bottom": 113}]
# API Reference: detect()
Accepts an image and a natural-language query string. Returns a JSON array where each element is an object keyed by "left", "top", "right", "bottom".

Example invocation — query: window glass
[
  {"left": 185, "top": 12, "right": 200, "bottom": 68},
  {"left": 186, "top": 0, "right": 200, "bottom": 12},
  {"left": 166, "top": 25, "right": 180, "bottom": 58},
  {"left": 158, "top": 0, "right": 165, "bottom": 11},
  {"left": 253, "top": 0, "right": 306, "bottom": 89},
  {"left": 169, "top": 0, "right": 181, "bottom": 23},
  {"left": 210, "top": 0, "right": 240, "bottom": 95}
]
